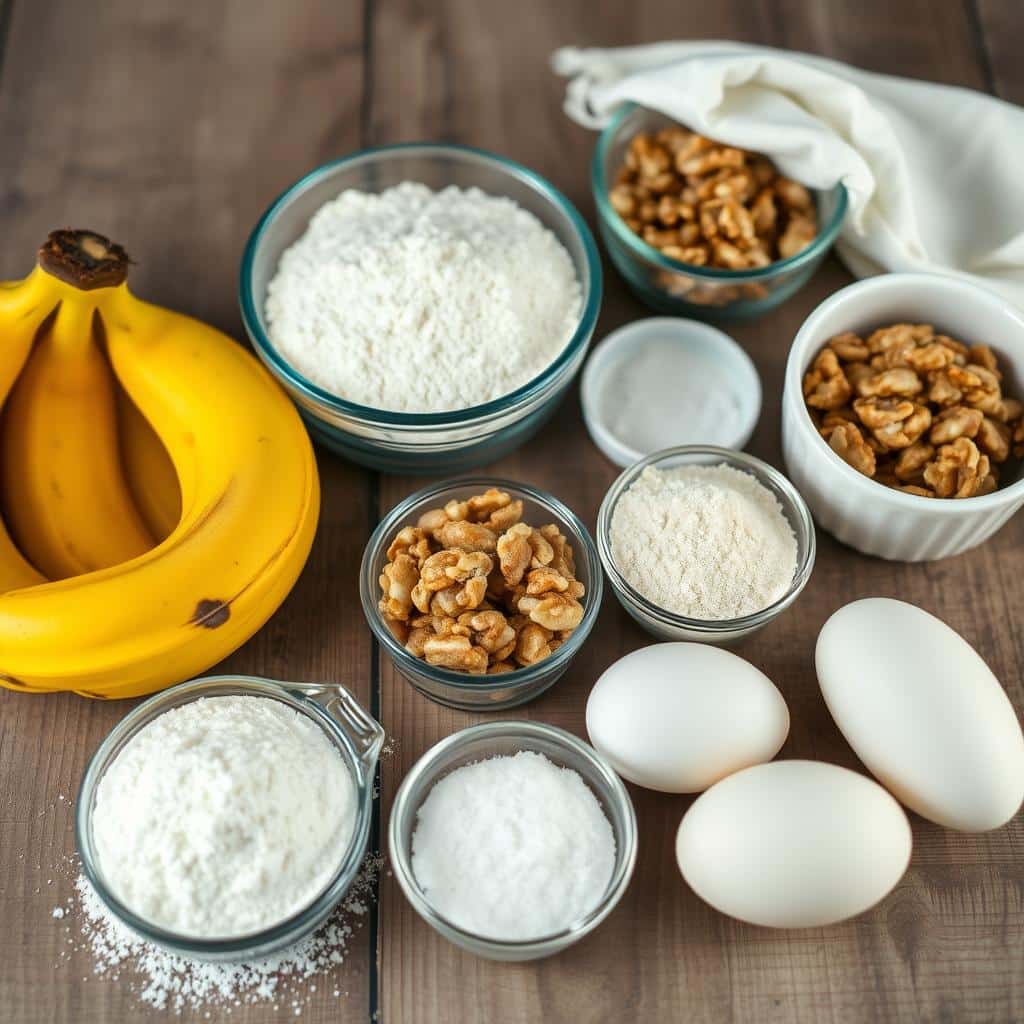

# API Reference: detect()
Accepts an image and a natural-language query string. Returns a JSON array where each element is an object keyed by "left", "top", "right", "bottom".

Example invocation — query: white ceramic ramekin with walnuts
[{"left": 782, "top": 274, "right": 1024, "bottom": 561}]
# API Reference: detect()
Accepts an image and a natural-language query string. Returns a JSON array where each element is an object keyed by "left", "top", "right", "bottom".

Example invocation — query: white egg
[
  {"left": 816, "top": 598, "right": 1024, "bottom": 832},
  {"left": 585, "top": 643, "right": 789, "bottom": 793},
  {"left": 676, "top": 760, "right": 911, "bottom": 928}
]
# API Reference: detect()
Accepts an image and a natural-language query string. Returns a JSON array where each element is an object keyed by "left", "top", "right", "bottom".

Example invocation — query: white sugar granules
[
  {"left": 411, "top": 751, "right": 615, "bottom": 941},
  {"left": 610, "top": 464, "right": 798, "bottom": 620},
  {"left": 265, "top": 182, "right": 582, "bottom": 413},
  {"left": 92, "top": 696, "right": 356, "bottom": 938},
  {"left": 60, "top": 857, "right": 382, "bottom": 1014}
]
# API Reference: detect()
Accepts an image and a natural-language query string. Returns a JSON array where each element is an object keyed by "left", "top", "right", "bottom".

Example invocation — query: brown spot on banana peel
[
  {"left": 0, "top": 673, "right": 44, "bottom": 693},
  {"left": 184, "top": 531, "right": 301, "bottom": 632},
  {"left": 191, "top": 598, "right": 231, "bottom": 629},
  {"left": 17, "top": 302, "right": 50, "bottom": 323}
]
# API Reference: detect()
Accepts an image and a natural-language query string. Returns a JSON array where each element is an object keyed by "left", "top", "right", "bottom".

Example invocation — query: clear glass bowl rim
[
  {"left": 597, "top": 445, "right": 817, "bottom": 633},
  {"left": 360, "top": 476, "right": 604, "bottom": 693},
  {"left": 591, "top": 103, "right": 849, "bottom": 281},
  {"left": 387, "top": 719, "right": 639, "bottom": 952},
  {"left": 239, "top": 141, "right": 603, "bottom": 427},
  {"left": 74, "top": 675, "right": 379, "bottom": 957}
]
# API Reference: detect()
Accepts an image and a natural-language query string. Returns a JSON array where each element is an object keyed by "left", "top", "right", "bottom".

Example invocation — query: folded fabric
[{"left": 553, "top": 41, "right": 1024, "bottom": 309}]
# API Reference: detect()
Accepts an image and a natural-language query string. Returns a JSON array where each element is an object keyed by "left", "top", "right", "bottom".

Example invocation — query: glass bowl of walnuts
[
  {"left": 592, "top": 104, "right": 847, "bottom": 321},
  {"left": 783, "top": 273, "right": 1024, "bottom": 561},
  {"left": 360, "top": 479, "right": 603, "bottom": 710}
]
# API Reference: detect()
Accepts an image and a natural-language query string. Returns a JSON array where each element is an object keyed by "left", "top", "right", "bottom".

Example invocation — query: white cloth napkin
[{"left": 553, "top": 41, "right": 1024, "bottom": 308}]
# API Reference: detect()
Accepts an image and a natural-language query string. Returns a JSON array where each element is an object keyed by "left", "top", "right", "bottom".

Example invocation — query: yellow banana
[
  {"left": 116, "top": 384, "right": 182, "bottom": 542},
  {"left": 1, "top": 298, "right": 155, "bottom": 579},
  {"left": 0, "top": 230, "right": 319, "bottom": 698},
  {"left": 0, "top": 275, "right": 49, "bottom": 593},
  {"left": 0, "top": 519, "right": 43, "bottom": 594}
]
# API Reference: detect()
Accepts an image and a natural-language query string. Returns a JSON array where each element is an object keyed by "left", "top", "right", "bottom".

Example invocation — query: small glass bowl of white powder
[
  {"left": 598, "top": 446, "right": 816, "bottom": 645},
  {"left": 76, "top": 676, "right": 384, "bottom": 960},
  {"left": 388, "top": 720, "right": 637, "bottom": 961},
  {"left": 240, "top": 143, "right": 601, "bottom": 475}
]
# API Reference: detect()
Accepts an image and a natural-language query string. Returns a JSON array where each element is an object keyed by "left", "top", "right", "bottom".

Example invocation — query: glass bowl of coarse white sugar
[
  {"left": 597, "top": 446, "right": 816, "bottom": 646},
  {"left": 240, "top": 143, "right": 602, "bottom": 475},
  {"left": 75, "top": 676, "right": 383, "bottom": 960},
  {"left": 388, "top": 720, "right": 638, "bottom": 961}
]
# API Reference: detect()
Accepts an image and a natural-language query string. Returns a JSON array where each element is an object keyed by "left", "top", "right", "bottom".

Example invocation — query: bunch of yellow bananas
[{"left": 0, "top": 230, "right": 320, "bottom": 698}]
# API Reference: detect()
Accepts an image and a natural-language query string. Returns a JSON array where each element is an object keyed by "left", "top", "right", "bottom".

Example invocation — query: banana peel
[{"left": 0, "top": 230, "right": 320, "bottom": 698}]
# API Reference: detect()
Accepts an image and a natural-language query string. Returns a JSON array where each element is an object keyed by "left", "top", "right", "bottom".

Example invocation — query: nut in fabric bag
[
  {"left": 805, "top": 323, "right": 1023, "bottom": 498},
  {"left": 379, "top": 489, "right": 584, "bottom": 673},
  {"left": 611, "top": 124, "right": 819, "bottom": 307}
]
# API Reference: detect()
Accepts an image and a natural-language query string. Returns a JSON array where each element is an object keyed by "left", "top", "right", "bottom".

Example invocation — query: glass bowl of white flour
[
  {"left": 240, "top": 143, "right": 602, "bottom": 474},
  {"left": 388, "top": 720, "right": 638, "bottom": 961},
  {"left": 75, "top": 676, "right": 383, "bottom": 960},
  {"left": 597, "top": 446, "right": 816, "bottom": 645}
]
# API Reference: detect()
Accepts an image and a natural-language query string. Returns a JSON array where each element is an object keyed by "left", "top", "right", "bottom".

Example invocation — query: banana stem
[
  {"left": 37, "top": 230, "right": 130, "bottom": 291},
  {"left": 51, "top": 299, "right": 100, "bottom": 360}
]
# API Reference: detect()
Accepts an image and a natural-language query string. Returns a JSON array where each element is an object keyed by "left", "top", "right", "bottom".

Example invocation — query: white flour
[
  {"left": 92, "top": 696, "right": 356, "bottom": 938},
  {"left": 411, "top": 751, "right": 615, "bottom": 940},
  {"left": 265, "top": 182, "right": 582, "bottom": 412},
  {"left": 609, "top": 464, "right": 798, "bottom": 620},
  {"left": 55, "top": 859, "right": 382, "bottom": 1015}
]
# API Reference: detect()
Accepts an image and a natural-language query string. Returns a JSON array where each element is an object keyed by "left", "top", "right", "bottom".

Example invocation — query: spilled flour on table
[
  {"left": 52, "top": 855, "right": 383, "bottom": 1015},
  {"left": 39, "top": 733, "right": 397, "bottom": 1015}
]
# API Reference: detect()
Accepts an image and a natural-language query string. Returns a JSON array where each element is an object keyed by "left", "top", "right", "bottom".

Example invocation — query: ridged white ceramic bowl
[{"left": 782, "top": 274, "right": 1024, "bottom": 561}]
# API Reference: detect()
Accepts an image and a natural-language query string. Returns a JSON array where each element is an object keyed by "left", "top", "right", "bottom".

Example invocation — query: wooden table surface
[{"left": 1, "top": 2, "right": 1022, "bottom": 1022}]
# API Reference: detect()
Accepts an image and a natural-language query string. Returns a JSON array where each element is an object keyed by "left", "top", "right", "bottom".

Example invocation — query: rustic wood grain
[
  {"left": 368, "top": 2, "right": 1024, "bottom": 1023},
  {"left": 2, "top": 0, "right": 1023, "bottom": 1022},
  {"left": 0, "top": 1, "right": 375, "bottom": 1022},
  {"left": 976, "top": 0, "right": 1024, "bottom": 102}
]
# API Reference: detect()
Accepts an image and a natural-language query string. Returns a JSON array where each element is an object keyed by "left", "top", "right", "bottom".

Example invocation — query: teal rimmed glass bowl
[
  {"left": 592, "top": 105, "right": 847, "bottom": 322},
  {"left": 240, "top": 143, "right": 602, "bottom": 475}
]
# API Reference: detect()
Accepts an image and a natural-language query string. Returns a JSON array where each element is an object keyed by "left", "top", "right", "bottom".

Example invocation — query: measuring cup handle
[{"left": 288, "top": 683, "right": 385, "bottom": 778}]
